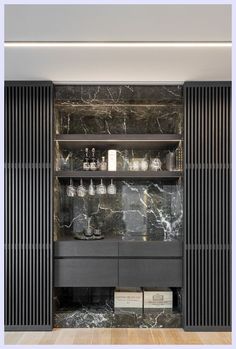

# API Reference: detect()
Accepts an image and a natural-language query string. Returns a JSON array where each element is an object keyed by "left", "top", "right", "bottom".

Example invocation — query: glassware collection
[
  {"left": 60, "top": 143, "right": 183, "bottom": 172},
  {"left": 66, "top": 178, "right": 116, "bottom": 197}
]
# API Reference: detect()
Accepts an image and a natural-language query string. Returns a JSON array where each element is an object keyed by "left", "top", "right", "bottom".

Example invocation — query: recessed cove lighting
[{"left": 4, "top": 41, "right": 232, "bottom": 48}]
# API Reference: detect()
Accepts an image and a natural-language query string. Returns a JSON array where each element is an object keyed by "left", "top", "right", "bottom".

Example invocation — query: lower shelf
[{"left": 54, "top": 302, "right": 182, "bottom": 328}]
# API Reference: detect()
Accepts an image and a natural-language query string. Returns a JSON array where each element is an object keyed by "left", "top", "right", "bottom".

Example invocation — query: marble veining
[
  {"left": 54, "top": 301, "right": 182, "bottom": 328},
  {"left": 54, "top": 85, "right": 183, "bottom": 135},
  {"left": 55, "top": 180, "right": 183, "bottom": 241}
]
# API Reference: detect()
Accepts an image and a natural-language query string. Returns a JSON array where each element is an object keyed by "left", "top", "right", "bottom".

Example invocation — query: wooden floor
[{"left": 4, "top": 328, "right": 231, "bottom": 345}]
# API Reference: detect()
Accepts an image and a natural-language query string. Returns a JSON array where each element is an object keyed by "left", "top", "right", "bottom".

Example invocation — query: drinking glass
[
  {"left": 77, "top": 178, "right": 87, "bottom": 197},
  {"left": 88, "top": 179, "right": 96, "bottom": 196},
  {"left": 107, "top": 179, "right": 116, "bottom": 195},
  {"left": 66, "top": 178, "right": 76, "bottom": 197},
  {"left": 59, "top": 152, "right": 72, "bottom": 170},
  {"left": 96, "top": 179, "right": 106, "bottom": 195}
]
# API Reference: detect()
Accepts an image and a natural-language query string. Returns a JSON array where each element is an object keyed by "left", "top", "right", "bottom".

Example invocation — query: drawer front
[
  {"left": 119, "top": 259, "right": 182, "bottom": 287},
  {"left": 54, "top": 240, "right": 118, "bottom": 257},
  {"left": 54, "top": 258, "right": 118, "bottom": 287},
  {"left": 119, "top": 241, "right": 182, "bottom": 257}
]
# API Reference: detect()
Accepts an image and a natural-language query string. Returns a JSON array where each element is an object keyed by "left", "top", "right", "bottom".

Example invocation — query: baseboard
[
  {"left": 5, "top": 325, "right": 52, "bottom": 331},
  {"left": 184, "top": 325, "right": 231, "bottom": 332}
]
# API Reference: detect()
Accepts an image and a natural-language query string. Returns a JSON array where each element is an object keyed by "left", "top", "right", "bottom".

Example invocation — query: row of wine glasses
[{"left": 66, "top": 178, "right": 116, "bottom": 197}]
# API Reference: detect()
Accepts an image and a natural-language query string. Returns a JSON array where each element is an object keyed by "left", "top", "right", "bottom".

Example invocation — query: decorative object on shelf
[
  {"left": 88, "top": 179, "right": 96, "bottom": 196},
  {"left": 107, "top": 179, "right": 116, "bottom": 195},
  {"left": 96, "top": 179, "right": 107, "bottom": 195},
  {"left": 90, "top": 147, "right": 98, "bottom": 171},
  {"left": 150, "top": 154, "right": 162, "bottom": 171},
  {"left": 166, "top": 151, "right": 176, "bottom": 171},
  {"left": 66, "top": 178, "right": 76, "bottom": 197},
  {"left": 77, "top": 178, "right": 87, "bottom": 197},
  {"left": 74, "top": 232, "right": 104, "bottom": 240},
  {"left": 108, "top": 149, "right": 117, "bottom": 171},
  {"left": 140, "top": 155, "right": 149, "bottom": 171},
  {"left": 122, "top": 150, "right": 130, "bottom": 171},
  {"left": 130, "top": 158, "right": 140, "bottom": 171},
  {"left": 59, "top": 152, "right": 72, "bottom": 171},
  {"left": 83, "top": 148, "right": 90, "bottom": 171},
  {"left": 99, "top": 156, "right": 107, "bottom": 171},
  {"left": 93, "top": 228, "right": 102, "bottom": 237},
  {"left": 175, "top": 141, "right": 183, "bottom": 171}
]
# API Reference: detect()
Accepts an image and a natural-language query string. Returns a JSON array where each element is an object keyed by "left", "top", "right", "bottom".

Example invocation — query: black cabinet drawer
[
  {"left": 54, "top": 258, "right": 118, "bottom": 287},
  {"left": 119, "top": 259, "right": 182, "bottom": 287},
  {"left": 54, "top": 240, "right": 118, "bottom": 257},
  {"left": 119, "top": 241, "right": 182, "bottom": 257}
]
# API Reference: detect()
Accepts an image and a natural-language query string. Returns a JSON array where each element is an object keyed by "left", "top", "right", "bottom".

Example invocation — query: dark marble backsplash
[
  {"left": 54, "top": 179, "right": 183, "bottom": 241},
  {"left": 54, "top": 85, "right": 183, "bottom": 135}
]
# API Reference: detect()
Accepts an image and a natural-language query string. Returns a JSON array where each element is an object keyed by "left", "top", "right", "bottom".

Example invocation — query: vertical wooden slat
[
  {"left": 184, "top": 82, "right": 231, "bottom": 331},
  {"left": 4, "top": 81, "right": 53, "bottom": 330}
]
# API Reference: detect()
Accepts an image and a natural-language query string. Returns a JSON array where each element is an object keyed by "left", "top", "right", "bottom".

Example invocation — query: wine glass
[
  {"left": 66, "top": 178, "right": 76, "bottom": 197},
  {"left": 77, "top": 178, "right": 87, "bottom": 197},
  {"left": 107, "top": 179, "right": 116, "bottom": 195},
  {"left": 96, "top": 179, "right": 106, "bottom": 195},
  {"left": 88, "top": 179, "right": 96, "bottom": 196}
]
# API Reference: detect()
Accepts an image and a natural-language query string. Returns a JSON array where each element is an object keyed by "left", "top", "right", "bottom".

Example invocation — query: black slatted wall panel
[
  {"left": 4, "top": 81, "right": 53, "bottom": 330},
  {"left": 184, "top": 82, "right": 231, "bottom": 331}
]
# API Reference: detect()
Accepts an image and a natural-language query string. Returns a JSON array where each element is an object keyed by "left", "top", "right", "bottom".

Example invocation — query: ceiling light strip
[{"left": 4, "top": 41, "right": 232, "bottom": 48}]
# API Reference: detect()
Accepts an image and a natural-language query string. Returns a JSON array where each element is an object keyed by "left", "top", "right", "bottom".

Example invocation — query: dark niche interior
[{"left": 53, "top": 84, "right": 184, "bottom": 328}]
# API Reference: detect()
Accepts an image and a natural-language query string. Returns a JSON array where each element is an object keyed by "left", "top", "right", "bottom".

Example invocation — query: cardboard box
[
  {"left": 114, "top": 288, "right": 143, "bottom": 310},
  {"left": 144, "top": 288, "right": 173, "bottom": 309}
]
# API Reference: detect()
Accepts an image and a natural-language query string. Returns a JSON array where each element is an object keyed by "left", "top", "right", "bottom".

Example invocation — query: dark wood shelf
[
  {"left": 55, "top": 134, "right": 182, "bottom": 150},
  {"left": 55, "top": 170, "right": 182, "bottom": 180}
]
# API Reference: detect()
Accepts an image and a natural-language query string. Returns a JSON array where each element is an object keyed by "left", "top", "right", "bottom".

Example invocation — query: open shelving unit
[{"left": 54, "top": 133, "right": 183, "bottom": 180}]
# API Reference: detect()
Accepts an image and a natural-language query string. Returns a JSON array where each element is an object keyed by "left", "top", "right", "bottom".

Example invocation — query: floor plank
[
  {"left": 73, "top": 328, "right": 93, "bottom": 345},
  {"left": 4, "top": 328, "right": 232, "bottom": 345},
  {"left": 91, "top": 328, "right": 112, "bottom": 344}
]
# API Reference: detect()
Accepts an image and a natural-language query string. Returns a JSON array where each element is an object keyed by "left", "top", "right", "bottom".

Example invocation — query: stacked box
[
  {"left": 114, "top": 288, "right": 143, "bottom": 313},
  {"left": 143, "top": 288, "right": 173, "bottom": 310}
]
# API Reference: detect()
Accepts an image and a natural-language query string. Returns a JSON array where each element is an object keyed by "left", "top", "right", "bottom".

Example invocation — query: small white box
[
  {"left": 144, "top": 288, "right": 173, "bottom": 309},
  {"left": 114, "top": 288, "right": 143, "bottom": 309},
  {"left": 108, "top": 149, "right": 117, "bottom": 171}
]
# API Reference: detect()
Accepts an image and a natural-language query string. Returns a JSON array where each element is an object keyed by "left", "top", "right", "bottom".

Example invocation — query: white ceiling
[{"left": 4, "top": 4, "right": 232, "bottom": 82}]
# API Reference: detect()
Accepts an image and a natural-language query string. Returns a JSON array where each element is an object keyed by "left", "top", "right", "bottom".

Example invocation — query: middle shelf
[{"left": 55, "top": 170, "right": 182, "bottom": 180}]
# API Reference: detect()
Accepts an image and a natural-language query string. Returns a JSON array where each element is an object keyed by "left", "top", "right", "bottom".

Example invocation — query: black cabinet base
[
  {"left": 184, "top": 326, "right": 231, "bottom": 332},
  {"left": 5, "top": 325, "right": 53, "bottom": 331}
]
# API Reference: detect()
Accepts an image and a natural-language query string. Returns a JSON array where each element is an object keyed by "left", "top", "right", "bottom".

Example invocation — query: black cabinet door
[
  {"left": 54, "top": 258, "right": 118, "bottom": 287},
  {"left": 119, "top": 259, "right": 182, "bottom": 287},
  {"left": 4, "top": 81, "right": 53, "bottom": 330},
  {"left": 184, "top": 82, "right": 231, "bottom": 331}
]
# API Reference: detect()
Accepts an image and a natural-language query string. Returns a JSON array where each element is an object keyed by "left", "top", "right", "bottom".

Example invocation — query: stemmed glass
[
  {"left": 88, "top": 179, "right": 96, "bottom": 196},
  {"left": 77, "top": 178, "right": 87, "bottom": 197},
  {"left": 96, "top": 179, "right": 106, "bottom": 195},
  {"left": 66, "top": 178, "right": 76, "bottom": 197},
  {"left": 107, "top": 179, "right": 116, "bottom": 195}
]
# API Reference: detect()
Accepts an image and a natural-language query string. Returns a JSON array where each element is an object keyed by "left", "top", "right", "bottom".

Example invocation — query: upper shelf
[
  {"left": 55, "top": 134, "right": 183, "bottom": 150},
  {"left": 55, "top": 170, "right": 182, "bottom": 180}
]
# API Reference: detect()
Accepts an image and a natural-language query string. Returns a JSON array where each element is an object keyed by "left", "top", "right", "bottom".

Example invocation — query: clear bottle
[
  {"left": 99, "top": 156, "right": 107, "bottom": 171},
  {"left": 175, "top": 142, "right": 183, "bottom": 171},
  {"left": 83, "top": 148, "right": 90, "bottom": 171},
  {"left": 122, "top": 150, "right": 129, "bottom": 171},
  {"left": 90, "top": 147, "right": 97, "bottom": 171}
]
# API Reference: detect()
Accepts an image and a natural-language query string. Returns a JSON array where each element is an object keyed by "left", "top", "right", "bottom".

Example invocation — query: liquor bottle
[
  {"left": 90, "top": 147, "right": 97, "bottom": 171},
  {"left": 99, "top": 156, "right": 107, "bottom": 171},
  {"left": 175, "top": 141, "right": 183, "bottom": 171},
  {"left": 122, "top": 150, "right": 129, "bottom": 171},
  {"left": 83, "top": 148, "right": 90, "bottom": 171}
]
